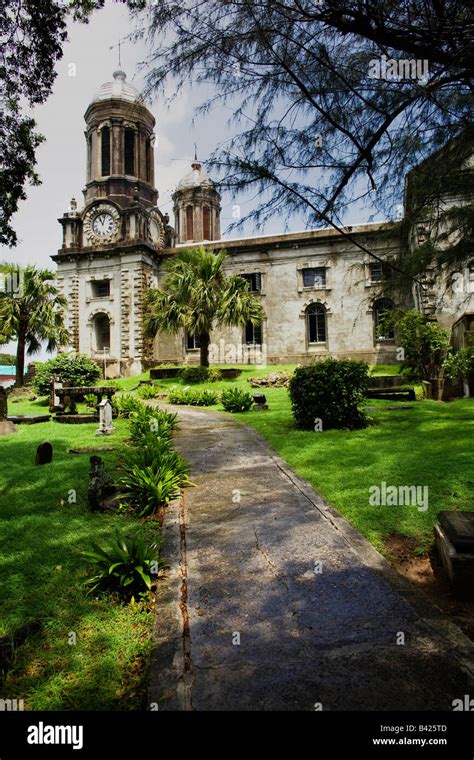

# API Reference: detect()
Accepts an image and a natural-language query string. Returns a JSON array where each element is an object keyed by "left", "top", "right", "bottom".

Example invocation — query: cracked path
[{"left": 148, "top": 406, "right": 473, "bottom": 711}]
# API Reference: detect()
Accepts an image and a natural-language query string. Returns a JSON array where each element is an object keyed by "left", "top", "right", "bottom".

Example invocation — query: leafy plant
[
  {"left": 81, "top": 528, "right": 162, "bottom": 599},
  {"left": 379, "top": 309, "right": 450, "bottom": 381},
  {"left": 168, "top": 387, "right": 219, "bottom": 406},
  {"left": 443, "top": 348, "right": 474, "bottom": 382},
  {"left": 128, "top": 406, "right": 178, "bottom": 445},
  {"left": 289, "top": 359, "right": 369, "bottom": 430},
  {"left": 137, "top": 383, "right": 161, "bottom": 399},
  {"left": 177, "top": 365, "right": 221, "bottom": 384},
  {"left": 221, "top": 387, "right": 254, "bottom": 413},
  {"left": 112, "top": 394, "right": 144, "bottom": 419},
  {"left": 33, "top": 353, "right": 100, "bottom": 395},
  {"left": 84, "top": 393, "right": 97, "bottom": 409},
  {"left": 119, "top": 463, "right": 192, "bottom": 517}
]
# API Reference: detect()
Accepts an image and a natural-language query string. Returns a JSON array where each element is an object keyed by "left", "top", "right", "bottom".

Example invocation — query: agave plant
[
  {"left": 221, "top": 387, "right": 254, "bottom": 412},
  {"left": 81, "top": 528, "right": 162, "bottom": 599},
  {"left": 129, "top": 406, "right": 178, "bottom": 445}
]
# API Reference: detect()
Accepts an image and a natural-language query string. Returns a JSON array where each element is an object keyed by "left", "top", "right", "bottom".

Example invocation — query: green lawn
[
  {"left": 114, "top": 363, "right": 472, "bottom": 555},
  {"left": 232, "top": 390, "right": 474, "bottom": 554},
  {"left": 0, "top": 417, "right": 158, "bottom": 710},
  {"left": 2, "top": 362, "right": 470, "bottom": 708}
]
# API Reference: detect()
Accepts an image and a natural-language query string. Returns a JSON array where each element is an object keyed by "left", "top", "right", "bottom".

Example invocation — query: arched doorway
[{"left": 93, "top": 313, "right": 111, "bottom": 352}]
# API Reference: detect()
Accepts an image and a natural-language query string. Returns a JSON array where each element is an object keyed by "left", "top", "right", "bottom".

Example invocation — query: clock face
[{"left": 92, "top": 213, "right": 115, "bottom": 237}]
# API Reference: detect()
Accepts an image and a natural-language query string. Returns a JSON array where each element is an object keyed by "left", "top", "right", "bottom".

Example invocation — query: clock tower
[{"left": 52, "top": 70, "right": 175, "bottom": 376}]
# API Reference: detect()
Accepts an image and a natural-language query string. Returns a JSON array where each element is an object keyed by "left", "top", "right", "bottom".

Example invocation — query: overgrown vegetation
[{"left": 33, "top": 353, "right": 101, "bottom": 395}]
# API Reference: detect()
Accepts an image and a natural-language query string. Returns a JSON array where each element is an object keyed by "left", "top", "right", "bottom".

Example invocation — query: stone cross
[{"left": 96, "top": 398, "right": 115, "bottom": 436}]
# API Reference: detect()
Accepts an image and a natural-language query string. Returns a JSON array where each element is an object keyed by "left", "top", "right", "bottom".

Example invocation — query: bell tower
[
  {"left": 52, "top": 71, "right": 175, "bottom": 377},
  {"left": 173, "top": 156, "right": 221, "bottom": 244}
]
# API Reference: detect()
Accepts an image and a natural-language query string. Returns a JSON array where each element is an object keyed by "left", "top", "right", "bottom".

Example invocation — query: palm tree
[
  {"left": 0, "top": 264, "right": 69, "bottom": 387},
  {"left": 144, "top": 248, "right": 264, "bottom": 367}
]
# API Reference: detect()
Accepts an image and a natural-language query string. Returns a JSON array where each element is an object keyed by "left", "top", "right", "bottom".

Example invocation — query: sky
[{"left": 1, "top": 0, "right": 389, "bottom": 360}]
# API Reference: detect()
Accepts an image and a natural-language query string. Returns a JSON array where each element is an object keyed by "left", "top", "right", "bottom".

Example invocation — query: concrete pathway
[{"left": 148, "top": 406, "right": 473, "bottom": 711}]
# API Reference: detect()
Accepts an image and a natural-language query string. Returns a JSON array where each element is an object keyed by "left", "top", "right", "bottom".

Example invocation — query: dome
[
  {"left": 176, "top": 161, "right": 215, "bottom": 191},
  {"left": 93, "top": 70, "right": 141, "bottom": 104}
]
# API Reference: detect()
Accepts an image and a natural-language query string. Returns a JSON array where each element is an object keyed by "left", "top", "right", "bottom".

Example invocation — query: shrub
[
  {"left": 112, "top": 394, "right": 143, "bottom": 418},
  {"left": 33, "top": 353, "right": 101, "bottom": 395},
  {"left": 81, "top": 528, "right": 162, "bottom": 599},
  {"left": 177, "top": 365, "right": 219, "bottom": 384},
  {"left": 168, "top": 387, "right": 219, "bottom": 406},
  {"left": 84, "top": 393, "right": 98, "bottom": 409},
  {"left": 137, "top": 383, "right": 161, "bottom": 399},
  {"left": 221, "top": 387, "right": 254, "bottom": 412},
  {"left": 443, "top": 347, "right": 474, "bottom": 382},
  {"left": 379, "top": 309, "right": 450, "bottom": 381},
  {"left": 288, "top": 359, "right": 369, "bottom": 430},
  {"left": 128, "top": 406, "right": 178, "bottom": 445},
  {"left": 0, "top": 353, "right": 16, "bottom": 365},
  {"left": 119, "top": 462, "right": 192, "bottom": 517}
]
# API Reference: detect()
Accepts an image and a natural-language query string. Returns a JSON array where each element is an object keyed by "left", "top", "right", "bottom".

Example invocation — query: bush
[
  {"left": 0, "top": 353, "right": 15, "bottom": 365},
  {"left": 168, "top": 387, "right": 220, "bottom": 406},
  {"left": 177, "top": 366, "right": 220, "bottom": 384},
  {"left": 112, "top": 394, "right": 143, "bottom": 418},
  {"left": 288, "top": 359, "right": 369, "bottom": 430},
  {"left": 84, "top": 393, "right": 97, "bottom": 409},
  {"left": 221, "top": 387, "right": 254, "bottom": 413},
  {"left": 81, "top": 528, "right": 162, "bottom": 600},
  {"left": 128, "top": 406, "right": 178, "bottom": 445},
  {"left": 137, "top": 383, "right": 161, "bottom": 399},
  {"left": 443, "top": 347, "right": 474, "bottom": 382},
  {"left": 33, "top": 353, "right": 101, "bottom": 395}
]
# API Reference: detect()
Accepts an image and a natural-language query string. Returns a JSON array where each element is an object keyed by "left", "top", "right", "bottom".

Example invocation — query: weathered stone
[
  {"left": 96, "top": 398, "right": 115, "bottom": 436},
  {"left": 87, "top": 456, "right": 116, "bottom": 511},
  {"left": 0, "top": 420, "right": 16, "bottom": 436},
  {"left": 35, "top": 442, "right": 53, "bottom": 465},
  {"left": 0, "top": 387, "right": 7, "bottom": 420}
]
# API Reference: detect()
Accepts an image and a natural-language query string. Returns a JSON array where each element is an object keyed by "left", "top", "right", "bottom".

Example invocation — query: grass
[
  {"left": 3, "top": 360, "right": 469, "bottom": 708},
  {"left": 0, "top": 416, "right": 158, "bottom": 710},
  {"left": 112, "top": 362, "right": 472, "bottom": 555},
  {"left": 232, "top": 389, "right": 474, "bottom": 554}
]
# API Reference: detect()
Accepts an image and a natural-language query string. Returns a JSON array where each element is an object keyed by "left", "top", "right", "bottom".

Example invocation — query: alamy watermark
[
  {"left": 0, "top": 270, "right": 24, "bottom": 297},
  {"left": 208, "top": 339, "right": 267, "bottom": 366},
  {"left": 368, "top": 55, "right": 429, "bottom": 83},
  {"left": 369, "top": 481, "right": 429, "bottom": 512}
]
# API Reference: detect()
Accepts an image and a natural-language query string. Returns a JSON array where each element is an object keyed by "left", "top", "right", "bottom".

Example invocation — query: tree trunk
[
  {"left": 16, "top": 330, "right": 26, "bottom": 387},
  {"left": 199, "top": 332, "right": 210, "bottom": 367}
]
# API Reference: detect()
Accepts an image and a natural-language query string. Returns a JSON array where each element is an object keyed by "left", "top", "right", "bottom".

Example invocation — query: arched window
[
  {"left": 373, "top": 298, "right": 395, "bottom": 341},
  {"left": 88, "top": 134, "right": 93, "bottom": 180},
  {"left": 203, "top": 206, "right": 211, "bottom": 240},
  {"left": 124, "top": 129, "right": 135, "bottom": 175},
  {"left": 94, "top": 313, "right": 110, "bottom": 352},
  {"left": 186, "top": 206, "right": 194, "bottom": 240},
  {"left": 306, "top": 303, "right": 326, "bottom": 344},
  {"left": 101, "top": 127, "right": 110, "bottom": 176},
  {"left": 145, "top": 139, "right": 151, "bottom": 182}
]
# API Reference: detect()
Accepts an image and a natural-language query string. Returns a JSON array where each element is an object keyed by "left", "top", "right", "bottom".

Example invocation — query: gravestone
[
  {"left": 0, "top": 387, "right": 7, "bottom": 419},
  {"left": 35, "top": 442, "right": 53, "bottom": 465},
  {"left": 435, "top": 510, "right": 474, "bottom": 597},
  {"left": 87, "top": 455, "right": 116, "bottom": 511},
  {"left": 49, "top": 376, "right": 63, "bottom": 412},
  {"left": 96, "top": 398, "right": 115, "bottom": 436},
  {"left": 0, "top": 387, "right": 16, "bottom": 435}
]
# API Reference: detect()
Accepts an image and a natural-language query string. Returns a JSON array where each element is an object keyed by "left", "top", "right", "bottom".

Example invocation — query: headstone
[
  {"left": 0, "top": 387, "right": 7, "bottom": 419},
  {"left": 35, "top": 442, "right": 53, "bottom": 465},
  {"left": 96, "top": 398, "right": 115, "bottom": 436},
  {"left": 0, "top": 388, "right": 17, "bottom": 434},
  {"left": 87, "top": 456, "right": 116, "bottom": 511},
  {"left": 49, "top": 376, "right": 63, "bottom": 412}
]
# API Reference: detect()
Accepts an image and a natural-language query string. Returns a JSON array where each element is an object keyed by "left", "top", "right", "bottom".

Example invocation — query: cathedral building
[{"left": 52, "top": 71, "right": 473, "bottom": 375}]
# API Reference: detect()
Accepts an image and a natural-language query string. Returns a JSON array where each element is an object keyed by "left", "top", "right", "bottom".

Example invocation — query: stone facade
[{"left": 52, "top": 71, "right": 474, "bottom": 374}]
